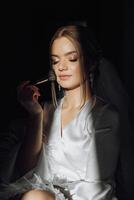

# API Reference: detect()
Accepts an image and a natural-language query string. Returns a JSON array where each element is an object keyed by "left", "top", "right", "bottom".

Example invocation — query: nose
[{"left": 58, "top": 59, "right": 68, "bottom": 71}]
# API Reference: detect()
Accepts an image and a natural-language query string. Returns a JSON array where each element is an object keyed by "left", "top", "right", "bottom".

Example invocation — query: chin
[{"left": 61, "top": 84, "right": 81, "bottom": 90}]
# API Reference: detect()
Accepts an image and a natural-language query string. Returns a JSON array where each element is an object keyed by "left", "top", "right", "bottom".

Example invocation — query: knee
[{"left": 20, "top": 189, "right": 55, "bottom": 200}]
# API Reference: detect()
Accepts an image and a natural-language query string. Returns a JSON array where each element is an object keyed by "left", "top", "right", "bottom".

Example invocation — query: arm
[
  {"left": 16, "top": 81, "right": 45, "bottom": 175},
  {"left": 17, "top": 113, "right": 44, "bottom": 175}
]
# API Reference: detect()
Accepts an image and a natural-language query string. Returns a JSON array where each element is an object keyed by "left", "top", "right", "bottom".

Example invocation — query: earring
[{"left": 58, "top": 84, "right": 61, "bottom": 91}]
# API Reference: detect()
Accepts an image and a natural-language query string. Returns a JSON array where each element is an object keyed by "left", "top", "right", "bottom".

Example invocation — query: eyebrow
[{"left": 51, "top": 51, "right": 77, "bottom": 57}]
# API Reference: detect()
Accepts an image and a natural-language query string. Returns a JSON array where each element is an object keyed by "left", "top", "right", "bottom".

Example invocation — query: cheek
[{"left": 73, "top": 64, "right": 81, "bottom": 77}]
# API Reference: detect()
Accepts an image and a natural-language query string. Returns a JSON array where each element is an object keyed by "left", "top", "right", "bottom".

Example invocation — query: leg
[{"left": 20, "top": 189, "right": 55, "bottom": 200}]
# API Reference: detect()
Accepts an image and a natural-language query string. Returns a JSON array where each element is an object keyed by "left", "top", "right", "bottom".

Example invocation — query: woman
[{"left": 1, "top": 24, "right": 120, "bottom": 200}]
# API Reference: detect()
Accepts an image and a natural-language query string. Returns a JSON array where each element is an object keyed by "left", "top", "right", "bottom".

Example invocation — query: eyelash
[
  {"left": 51, "top": 61, "right": 59, "bottom": 65},
  {"left": 70, "top": 58, "right": 78, "bottom": 62},
  {"left": 52, "top": 58, "right": 78, "bottom": 65}
]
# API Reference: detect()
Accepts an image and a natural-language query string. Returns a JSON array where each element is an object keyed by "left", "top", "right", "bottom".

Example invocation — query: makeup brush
[{"left": 32, "top": 70, "right": 56, "bottom": 85}]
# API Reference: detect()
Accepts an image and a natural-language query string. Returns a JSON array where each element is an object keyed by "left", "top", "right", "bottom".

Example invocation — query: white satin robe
[
  {"left": 34, "top": 97, "right": 119, "bottom": 199},
  {"left": 0, "top": 97, "right": 119, "bottom": 200}
]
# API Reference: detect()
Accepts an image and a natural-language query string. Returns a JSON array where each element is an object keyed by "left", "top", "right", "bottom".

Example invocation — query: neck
[{"left": 63, "top": 81, "right": 92, "bottom": 109}]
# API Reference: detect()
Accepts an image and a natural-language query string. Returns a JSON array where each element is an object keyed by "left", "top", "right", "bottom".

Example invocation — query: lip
[{"left": 59, "top": 75, "right": 72, "bottom": 80}]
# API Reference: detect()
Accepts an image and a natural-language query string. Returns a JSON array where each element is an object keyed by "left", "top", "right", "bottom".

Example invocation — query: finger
[
  {"left": 17, "top": 84, "right": 35, "bottom": 96},
  {"left": 25, "top": 85, "right": 41, "bottom": 96},
  {"left": 33, "top": 93, "right": 41, "bottom": 101},
  {"left": 25, "top": 85, "right": 41, "bottom": 97},
  {"left": 17, "top": 80, "right": 30, "bottom": 93},
  {"left": 17, "top": 86, "right": 34, "bottom": 102},
  {"left": 19, "top": 87, "right": 41, "bottom": 102},
  {"left": 30, "top": 85, "right": 40, "bottom": 92}
]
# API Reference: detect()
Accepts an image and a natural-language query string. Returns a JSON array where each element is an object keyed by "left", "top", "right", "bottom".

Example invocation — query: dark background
[
  {"left": 0, "top": 1, "right": 134, "bottom": 131},
  {"left": 1, "top": 2, "right": 134, "bottom": 198}
]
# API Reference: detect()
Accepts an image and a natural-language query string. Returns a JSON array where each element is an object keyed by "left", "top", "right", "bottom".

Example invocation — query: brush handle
[
  {"left": 34, "top": 78, "right": 49, "bottom": 85},
  {"left": 31, "top": 70, "right": 56, "bottom": 85}
]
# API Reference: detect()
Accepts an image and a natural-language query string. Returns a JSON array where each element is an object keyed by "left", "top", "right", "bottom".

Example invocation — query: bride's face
[{"left": 50, "top": 36, "right": 82, "bottom": 90}]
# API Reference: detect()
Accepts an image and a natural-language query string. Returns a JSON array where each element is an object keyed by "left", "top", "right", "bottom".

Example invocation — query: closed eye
[
  {"left": 52, "top": 61, "right": 59, "bottom": 65},
  {"left": 69, "top": 58, "right": 78, "bottom": 62},
  {"left": 51, "top": 59, "right": 59, "bottom": 65}
]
